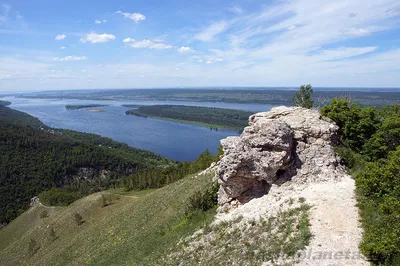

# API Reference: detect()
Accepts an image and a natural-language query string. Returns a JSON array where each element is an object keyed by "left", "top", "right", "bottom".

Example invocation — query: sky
[{"left": 0, "top": 0, "right": 400, "bottom": 91}]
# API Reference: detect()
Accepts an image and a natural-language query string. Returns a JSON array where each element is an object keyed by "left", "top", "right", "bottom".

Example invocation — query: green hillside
[
  {"left": 0, "top": 106, "right": 172, "bottom": 223},
  {"left": 0, "top": 172, "right": 216, "bottom": 266},
  {"left": 0, "top": 169, "right": 311, "bottom": 266}
]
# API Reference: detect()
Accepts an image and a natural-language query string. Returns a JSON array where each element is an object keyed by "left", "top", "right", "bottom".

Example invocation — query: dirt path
[{"left": 296, "top": 175, "right": 369, "bottom": 266}]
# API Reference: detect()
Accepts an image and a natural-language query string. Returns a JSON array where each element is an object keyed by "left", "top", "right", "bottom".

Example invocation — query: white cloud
[
  {"left": 81, "top": 69, "right": 88, "bottom": 73},
  {"left": 55, "top": 34, "right": 67, "bottom": 41},
  {"left": 312, "top": 46, "right": 378, "bottom": 61},
  {"left": 342, "top": 28, "right": 371, "bottom": 36},
  {"left": 60, "top": 46, "right": 66, "bottom": 49},
  {"left": 80, "top": 32, "right": 116, "bottom": 43},
  {"left": 123, "top": 37, "right": 134, "bottom": 43},
  {"left": 52, "top": 56, "right": 87, "bottom": 61},
  {"left": 115, "top": 11, "right": 145, "bottom": 23},
  {"left": 123, "top": 38, "right": 173, "bottom": 49},
  {"left": 178, "top": 46, "right": 195, "bottom": 53},
  {"left": 95, "top": 19, "right": 107, "bottom": 24},
  {"left": 229, "top": 5, "right": 243, "bottom": 15},
  {"left": 194, "top": 21, "right": 226, "bottom": 42},
  {"left": 204, "top": 58, "right": 224, "bottom": 64}
]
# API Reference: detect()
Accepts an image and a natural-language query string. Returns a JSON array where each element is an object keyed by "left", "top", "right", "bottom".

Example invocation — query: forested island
[
  {"left": 126, "top": 105, "right": 253, "bottom": 130},
  {"left": 0, "top": 100, "right": 11, "bottom": 106},
  {"left": 65, "top": 104, "right": 108, "bottom": 110},
  {"left": 122, "top": 104, "right": 143, "bottom": 108}
]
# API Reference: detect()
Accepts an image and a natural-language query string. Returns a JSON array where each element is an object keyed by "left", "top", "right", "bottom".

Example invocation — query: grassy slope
[{"left": 0, "top": 172, "right": 215, "bottom": 266}]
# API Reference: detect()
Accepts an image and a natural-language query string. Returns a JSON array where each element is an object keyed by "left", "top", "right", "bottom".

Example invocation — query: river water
[{"left": 2, "top": 97, "right": 275, "bottom": 161}]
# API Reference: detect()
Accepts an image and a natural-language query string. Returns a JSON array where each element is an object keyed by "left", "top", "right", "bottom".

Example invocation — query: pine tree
[{"left": 293, "top": 84, "right": 314, "bottom": 109}]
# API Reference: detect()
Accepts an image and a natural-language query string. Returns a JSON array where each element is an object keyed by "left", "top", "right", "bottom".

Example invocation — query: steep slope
[
  {"left": 172, "top": 106, "right": 369, "bottom": 265},
  {"left": 0, "top": 106, "right": 171, "bottom": 223}
]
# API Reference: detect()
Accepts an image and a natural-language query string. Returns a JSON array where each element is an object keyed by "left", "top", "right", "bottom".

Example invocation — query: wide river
[{"left": 2, "top": 97, "right": 276, "bottom": 161}]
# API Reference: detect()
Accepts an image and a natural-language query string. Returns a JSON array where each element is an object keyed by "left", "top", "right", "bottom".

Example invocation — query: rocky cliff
[
  {"left": 213, "top": 106, "right": 368, "bottom": 265},
  {"left": 217, "top": 106, "right": 342, "bottom": 207}
]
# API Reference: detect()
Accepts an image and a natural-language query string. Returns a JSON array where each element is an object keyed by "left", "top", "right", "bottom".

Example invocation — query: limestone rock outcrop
[{"left": 217, "top": 106, "right": 342, "bottom": 206}]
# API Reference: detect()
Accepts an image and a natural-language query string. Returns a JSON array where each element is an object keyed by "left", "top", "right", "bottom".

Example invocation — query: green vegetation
[
  {"left": 293, "top": 84, "right": 314, "bottom": 108},
  {"left": 73, "top": 212, "right": 84, "bottom": 226},
  {"left": 0, "top": 100, "right": 11, "bottom": 106},
  {"left": 39, "top": 188, "right": 83, "bottom": 207},
  {"left": 321, "top": 99, "right": 400, "bottom": 265},
  {"left": 0, "top": 171, "right": 218, "bottom": 265},
  {"left": 126, "top": 105, "right": 253, "bottom": 130},
  {"left": 121, "top": 104, "right": 143, "bottom": 108},
  {"left": 164, "top": 203, "right": 312, "bottom": 265},
  {"left": 0, "top": 105, "right": 171, "bottom": 224},
  {"left": 186, "top": 181, "right": 219, "bottom": 213},
  {"left": 65, "top": 104, "right": 108, "bottom": 110},
  {"left": 121, "top": 148, "right": 222, "bottom": 191}
]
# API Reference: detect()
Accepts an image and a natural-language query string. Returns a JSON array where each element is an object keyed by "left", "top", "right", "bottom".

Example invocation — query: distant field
[
  {"left": 126, "top": 105, "right": 253, "bottom": 130},
  {"left": 65, "top": 104, "right": 108, "bottom": 110}
]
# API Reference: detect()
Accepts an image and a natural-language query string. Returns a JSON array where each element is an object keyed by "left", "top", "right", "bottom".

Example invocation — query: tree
[{"left": 293, "top": 84, "right": 314, "bottom": 109}]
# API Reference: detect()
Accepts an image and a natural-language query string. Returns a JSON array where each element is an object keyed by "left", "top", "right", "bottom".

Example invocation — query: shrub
[
  {"left": 28, "top": 238, "right": 39, "bottom": 256},
  {"left": 73, "top": 212, "right": 84, "bottom": 226},
  {"left": 321, "top": 100, "right": 400, "bottom": 265},
  {"left": 40, "top": 210, "right": 49, "bottom": 219},
  {"left": 101, "top": 195, "right": 112, "bottom": 207},
  {"left": 49, "top": 228, "right": 57, "bottom": 242},
  {"left": 186, "top": 182, "right": 219, "bottom": 213}
]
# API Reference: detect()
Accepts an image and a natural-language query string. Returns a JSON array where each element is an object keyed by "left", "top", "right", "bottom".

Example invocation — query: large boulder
[{"left": 217, "top": 106, "right": 341, "bottom": 206}]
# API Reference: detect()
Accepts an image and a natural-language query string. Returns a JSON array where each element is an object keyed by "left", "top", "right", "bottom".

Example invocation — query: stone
[{"left": 217, "top": 106, "right": 341, "bottom": 206}]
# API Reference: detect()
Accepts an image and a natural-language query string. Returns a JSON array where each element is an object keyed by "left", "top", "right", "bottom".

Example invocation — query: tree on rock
[{"left": 293, "top": 84, "right": 314, "bottom": 109}]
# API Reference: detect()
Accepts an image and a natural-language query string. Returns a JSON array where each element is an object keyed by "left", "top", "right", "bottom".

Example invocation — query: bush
[
  {"left": 322, "top": 100, "right": 400, "bottom": 265},
  {"left": 73, "top": 212, "right": 84, "bottom": 226},
  {"left": 357, "top": 148, "right": 400, "bottom": 264},
  {"left": 28, "top": 238, "right": 39, "bottom": 256},
  {"left": 40, "top": 210, "right": 49, "bottom": 219},
  {"left": 186, "top": 182, "right": 219, "bottom": 213},
  {"left": 49, "top": 228, "right": 57, "bottom": 242},
  {"left": 101, "top": 195, "right": 112, "bottom": 207}
]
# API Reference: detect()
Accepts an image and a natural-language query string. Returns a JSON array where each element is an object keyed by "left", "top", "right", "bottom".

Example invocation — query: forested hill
[
  {"left": 0, "top": 100, "right": 11, "bottom": 106},
  {"left": 0, "top": 106, "right": 172, "bottom": 223}
]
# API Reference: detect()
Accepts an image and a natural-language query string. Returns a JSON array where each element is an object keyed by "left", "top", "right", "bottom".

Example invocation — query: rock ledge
[{"left": 217, "top": 106, "right": 342, "bottom": 207}]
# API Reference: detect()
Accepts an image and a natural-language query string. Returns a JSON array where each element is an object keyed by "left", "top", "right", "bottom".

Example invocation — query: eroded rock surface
[{"left": 217, "top": 106, "right": 341, "bottom": 206}]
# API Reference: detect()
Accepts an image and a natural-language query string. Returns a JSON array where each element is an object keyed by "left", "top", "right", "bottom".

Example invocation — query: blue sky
[{"left": 0, "top": 0, "right": 400, "bottom": 91}]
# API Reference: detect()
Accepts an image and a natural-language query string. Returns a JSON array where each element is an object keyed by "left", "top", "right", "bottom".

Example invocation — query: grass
[
  {"left": 163, "top": 203, "right": 312, "bottom": 265},
  {"left": 0, "top": 172, "right": 216, "bottom": 266},
  {"left": 0, "top": 171, "right": 312, "bottom": 265}
]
